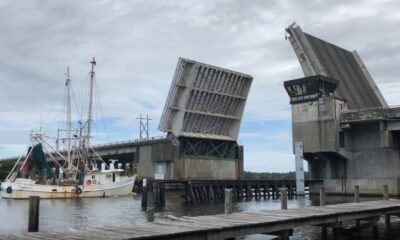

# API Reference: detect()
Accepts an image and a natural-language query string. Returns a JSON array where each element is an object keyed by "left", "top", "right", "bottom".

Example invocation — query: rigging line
[
  {"left": 71, "top": 81, "right": 80, "bottom": 128},
  {"left": 39, "top": 77, "right": 67, "bottom": 127},
  {"left": 41, "top": 144, "right": 64, "bottom": 169},
  {"left": 41, "top": 140, "right": 68, "bottom": 162},
  {"left": 41, "top": 83, "right": 64, "bottom": 133},
  {"left": 5, "top": 145, "right": 29, "bottom": 181},
  {"left": 77, "top": 74, "right": 85, "bottom": 124},
  {"left": 40, "top": 96, "right": 44, "bottom": 131},
  {"left": 94, "top": 75, "right": 112, "bottom": 143},
  {"left": 80, "top": 73, "right": 91, "bottom": 127},
  {"left": 89, "top": 145, "right": 107, "bottom": 165},
  {"left": 75, "top": 72, "right": 90, "bottom": 125}
]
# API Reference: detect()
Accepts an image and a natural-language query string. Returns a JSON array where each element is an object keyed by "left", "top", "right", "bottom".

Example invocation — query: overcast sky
[{"left": 1, "top": 0, "right": 399, "bottom": 172}]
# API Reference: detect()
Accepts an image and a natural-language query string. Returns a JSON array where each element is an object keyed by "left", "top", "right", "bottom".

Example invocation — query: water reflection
[{"left": 0, "top": 192, "right": 398, "bottom": 239}]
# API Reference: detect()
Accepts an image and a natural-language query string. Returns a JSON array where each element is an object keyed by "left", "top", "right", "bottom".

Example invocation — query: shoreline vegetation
[
  {"left": 0, "top": 160, "right": 16, "bottom": 181},
  {"left": 243, "top": 171, "right": 310, "bottom": 180}
]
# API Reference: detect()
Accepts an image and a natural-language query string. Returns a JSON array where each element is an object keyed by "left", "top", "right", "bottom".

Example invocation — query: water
[{"left": 1, "top": 192, "right": 400, "bottom": 239}]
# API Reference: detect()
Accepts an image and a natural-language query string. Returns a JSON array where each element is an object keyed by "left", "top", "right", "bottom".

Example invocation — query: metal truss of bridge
[
  {"left": 285, "top": 23, "right": 387, "bottom": 109},
  {"left": 159, "top": 58, "right": 253, "bottom": 141},
  {"left": 156, "top": 58, "right": 253, "bottom": 180}
]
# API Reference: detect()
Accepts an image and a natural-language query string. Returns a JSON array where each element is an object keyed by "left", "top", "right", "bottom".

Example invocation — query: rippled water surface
[{"left": 1, "top": 192, "right": 399, "bottom": 239}]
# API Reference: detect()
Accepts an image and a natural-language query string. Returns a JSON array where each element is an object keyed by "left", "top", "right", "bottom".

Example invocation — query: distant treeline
[
  {"left": 0, "top": 160, "right": 16, "bottom": 181},
  {"left": 243, "top": 171, "right": 310, "bottom": 180}
]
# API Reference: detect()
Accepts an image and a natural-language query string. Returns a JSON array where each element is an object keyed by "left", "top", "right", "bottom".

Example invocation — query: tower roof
[{"left": 284, "top": 75, "right": 339, "bottom": 104}]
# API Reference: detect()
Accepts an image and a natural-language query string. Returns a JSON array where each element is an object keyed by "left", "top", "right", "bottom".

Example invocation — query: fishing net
[{"left": 31, "top": 143, "right": 54, "bottom": 177}]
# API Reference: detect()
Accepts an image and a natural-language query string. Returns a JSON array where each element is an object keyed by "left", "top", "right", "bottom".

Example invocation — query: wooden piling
[
  {"left": 321, "top": 225, "right": 328, "bottom": 240},
  {"left": 263, "top": 184, "right": 267, "bottom": 199},
  {"left": 141, "top": 179, "right": 148, "bottom": 209},
  {"left": 354, "top": 185, "right": 359, "bottom": 203},
  {"left": 320, "top": 186, "right": 326, "bottom": 206},
  {"left": 146, "top": 190, "right": 155, "bottom": 222},
  {"left": 239, "top": 184, "right": 243, "bottom": 200},
  {"left": 256, "top": 184, "right": 260, "bottom": 200},
  {"left": 275, "top": 186, "right": 280, "bottom": 199},
  {"left": 246, "top": 184, "right": 251, "bottom": 201},
  {"left": 385, "top": 214, "right": 391, "bottom": 229},
  {"left": 233, "top": 186, "right": 238, "bottom": 201},
  {"left": 383, "top": 185, "right": 391, "bottom": 228},
  {"left": 372, "top": 224, "right": 379, "bottom": 240},
  {"left": 280, "top": 188, "right": 288, "bottom": 210},
  {"left": 225, "top": 189, "right": 233, "bottom": 214},
  {"left": 212, "top": 185, "right": 218, "bottom": 202},
  {"left": 159, "top": 182, "right": 166, "bottom": 207},
  {"left": 354, "top": 185, "right": 361, "bottom": 232},
  {"left": 271, "top": 186, "right": 276, "bottom": 199},
  {"left": 215, "top": 184, "right": 220, "bottom": 201},
  {"left": 184, "top": 182, "right": 189, "bottom": 203},
  {"left": 141, "top": 189, "right": 147, "bottom": 209},
  {"left": 189, "top": 184, "right": 196, "bottom": 204},
  {"left": 383, "top": 185, "right": 389, "bottom": 200},
  {"left": 203, "top": 186, "right": 209, "bottom": 203},
  {"left": 208, "top": 185, "right": 214, "bottom": 201},
  {"left": 28, "top": 196, "right": 40, "bottom": 232},
  {"left": 199, "top": 186, "right": 206, "bottom": 202},
  {"left": 193, "top": 187, "right": 200, "bottom": 203}
]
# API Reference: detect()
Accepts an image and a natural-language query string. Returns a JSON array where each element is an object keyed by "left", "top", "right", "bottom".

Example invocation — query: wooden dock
[{"left": 2, "top": 199, "right": 400, "bottom": 240}]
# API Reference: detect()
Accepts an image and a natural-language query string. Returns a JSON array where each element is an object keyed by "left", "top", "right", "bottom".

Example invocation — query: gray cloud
[{"left": 1, "top": 0, "right": 399, "bottom": 170}]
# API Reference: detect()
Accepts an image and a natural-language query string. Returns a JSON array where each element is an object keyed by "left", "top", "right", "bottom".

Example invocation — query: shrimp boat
[{"left": 1, "top": 58, "right": 136, "bottom": 199}]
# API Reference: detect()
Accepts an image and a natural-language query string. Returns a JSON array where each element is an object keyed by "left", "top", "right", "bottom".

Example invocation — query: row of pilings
[
  {"left": 138, "top": 179, "right": 317, "bottom": 207},
  {"left": 141, "top": 180, "right": 166, "bottom": 210},
  {"left": 182, "top": 180, "right": 298, "bottom": 204}
]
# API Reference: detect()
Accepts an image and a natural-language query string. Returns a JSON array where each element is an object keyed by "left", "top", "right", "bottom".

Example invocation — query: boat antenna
[{"left": 86, "top": 57, "right": 96, "bottom": 147}]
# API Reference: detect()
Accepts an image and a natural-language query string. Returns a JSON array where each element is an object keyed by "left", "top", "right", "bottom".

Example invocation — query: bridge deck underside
[{"left": 304, "top": 33, "right": 383, "bottom": 109}]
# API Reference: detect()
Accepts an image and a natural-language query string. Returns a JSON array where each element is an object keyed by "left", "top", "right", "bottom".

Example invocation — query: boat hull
[{"left": 0, "top": 177, "right": 135, "bottom": 199}]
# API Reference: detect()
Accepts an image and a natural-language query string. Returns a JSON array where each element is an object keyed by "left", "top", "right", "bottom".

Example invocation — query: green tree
[
  {"left": 243, "top": 171, "right": 309, "bottom": 180},
  {"left": 0, "top": 160, "right": 16, "bottom": 181}
]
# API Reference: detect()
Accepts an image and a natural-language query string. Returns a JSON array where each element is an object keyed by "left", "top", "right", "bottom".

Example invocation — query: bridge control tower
[
  {"left": 284, "top": 75, "right": 348, "bottom": 186},
  {"left": 285, "top": 24, "right": 400, "bottom": 196}
]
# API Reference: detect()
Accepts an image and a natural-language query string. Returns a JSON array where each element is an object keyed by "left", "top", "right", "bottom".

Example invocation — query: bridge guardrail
[{"left": 0, "top": 135, "right": 168, "bottom": 161}]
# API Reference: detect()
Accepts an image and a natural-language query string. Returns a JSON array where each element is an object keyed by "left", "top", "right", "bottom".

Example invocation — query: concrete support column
[{"left": 380, "top": 121, "right": 392, "bottom": 148}]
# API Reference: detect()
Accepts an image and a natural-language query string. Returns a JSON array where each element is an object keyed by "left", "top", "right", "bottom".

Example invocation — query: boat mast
[
  {"left": 65, "top": 67, "right": 72, "bottom": 169},
  {"left": 86, "top": 57, "right": 96, "bottom": 148}
]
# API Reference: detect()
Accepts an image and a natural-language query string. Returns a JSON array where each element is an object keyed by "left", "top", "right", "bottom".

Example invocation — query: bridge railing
[
  {"left": 0, "top": 135, "right": 168, "bottom": 162},
  {"left": 92, "top": 135, "right": 167, "bottom": 149}
]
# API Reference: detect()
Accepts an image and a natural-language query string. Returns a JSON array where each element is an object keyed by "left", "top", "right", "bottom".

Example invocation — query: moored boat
[{"left": 0, "top": 58, "right": 136, "bottom": 199}]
